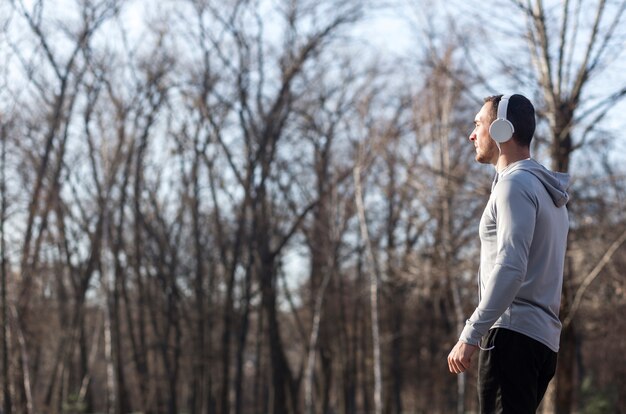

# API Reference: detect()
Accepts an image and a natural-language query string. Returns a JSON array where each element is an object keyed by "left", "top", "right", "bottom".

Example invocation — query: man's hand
[{"left": 447, "top": 341, "right": 479, "bottom": 374}]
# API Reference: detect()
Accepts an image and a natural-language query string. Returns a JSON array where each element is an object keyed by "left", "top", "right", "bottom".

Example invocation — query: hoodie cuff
[{"left": 459, "top": 321, "right": 484, "bottom": 346}]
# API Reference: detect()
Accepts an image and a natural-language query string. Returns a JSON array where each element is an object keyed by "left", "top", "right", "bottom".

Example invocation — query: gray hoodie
[{"left": 459, "top": 159, "right": 570, "bottom": 352}]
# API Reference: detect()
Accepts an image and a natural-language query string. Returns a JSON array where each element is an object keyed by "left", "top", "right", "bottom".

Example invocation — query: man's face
[{"left": 469, "top": 103, "right": 499, "bottom": 165}]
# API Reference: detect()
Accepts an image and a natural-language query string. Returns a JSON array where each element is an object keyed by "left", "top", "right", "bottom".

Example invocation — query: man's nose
[{"left": 469, "top": 131, "right": 476, "bottom": 141}]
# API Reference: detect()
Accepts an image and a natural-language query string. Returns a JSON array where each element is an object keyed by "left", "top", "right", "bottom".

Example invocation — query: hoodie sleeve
[{"left": 459, "top": 176, "right": 537, "bottom": 345}]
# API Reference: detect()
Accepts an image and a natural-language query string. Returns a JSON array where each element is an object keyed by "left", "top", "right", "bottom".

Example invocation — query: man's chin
[
  {"left": 475, "top": 154, "right": 491, "bottom": 164},
  {"left": 475, "top": 150, "right": 496, "bottom": 165}
]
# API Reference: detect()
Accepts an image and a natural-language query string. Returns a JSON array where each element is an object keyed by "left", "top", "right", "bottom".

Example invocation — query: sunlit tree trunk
[{"left": 354, "top": 162, "right": 382, "bottom": 414}]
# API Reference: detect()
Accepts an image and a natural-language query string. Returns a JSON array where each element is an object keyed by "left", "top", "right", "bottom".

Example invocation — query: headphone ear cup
[{"left": 489, "top": 119, "right": 514, "bottom": 143}]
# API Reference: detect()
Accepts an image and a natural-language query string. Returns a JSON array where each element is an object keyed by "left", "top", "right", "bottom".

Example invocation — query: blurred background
[{"left": 0, "top": 0, "right": 625, "bottom": 413}]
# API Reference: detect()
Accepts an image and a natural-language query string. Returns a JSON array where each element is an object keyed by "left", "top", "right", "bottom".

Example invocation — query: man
[{"left": 447, "top": 94, "right": 570, "bottom": 413}]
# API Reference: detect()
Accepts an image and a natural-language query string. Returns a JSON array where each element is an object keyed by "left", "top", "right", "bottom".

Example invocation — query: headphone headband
[{"left": 498, "top": 95, "right": 511, "bottom": 120}]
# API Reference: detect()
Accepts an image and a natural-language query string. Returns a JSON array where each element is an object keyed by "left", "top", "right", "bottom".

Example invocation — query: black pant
[{"left": 478, "top": 328, "right": 558, "bottom": 414}]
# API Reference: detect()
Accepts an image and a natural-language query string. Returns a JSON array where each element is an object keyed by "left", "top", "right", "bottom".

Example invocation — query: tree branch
[{"left": 563, "top": 226, "right": 626, "bottom": 328}]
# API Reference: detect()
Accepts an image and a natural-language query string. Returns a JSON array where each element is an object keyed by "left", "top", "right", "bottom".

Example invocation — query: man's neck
[{"left": 494, "top": 146, "right": 531, "bottom": 172}]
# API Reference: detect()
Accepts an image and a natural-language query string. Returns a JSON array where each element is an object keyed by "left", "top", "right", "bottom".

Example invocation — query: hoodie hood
[{"left": 499, "top": 159, "right": 570, "bottom": 207}]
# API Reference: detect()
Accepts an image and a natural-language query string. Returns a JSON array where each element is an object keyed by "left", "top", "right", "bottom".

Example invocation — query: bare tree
[
  {"left": 4, "top": 1, "right": 120, "bottom": 412},
  {"left": 510, "top": 1, "right": 626, "bottom": 411}
]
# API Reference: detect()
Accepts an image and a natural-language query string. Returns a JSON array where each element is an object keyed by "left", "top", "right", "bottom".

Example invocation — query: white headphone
[{"left": 489, "top": 95, "right": 514, "bottom": 143}]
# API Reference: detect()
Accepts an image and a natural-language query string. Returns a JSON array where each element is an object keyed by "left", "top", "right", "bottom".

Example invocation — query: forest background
[{"left": 0, "top": 0, "right": 625, "bottom": 413}]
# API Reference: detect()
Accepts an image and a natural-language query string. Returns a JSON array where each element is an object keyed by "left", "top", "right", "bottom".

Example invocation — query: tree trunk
[
  {"left": 1, "top": 123, "right": 12, "bottom": 414},
  {"left": 104, "top": 299, "right": 115, "bottom": 414},
  {"left": 389, "top": 299, "right": 404, "bottom": 414},
  {"left": 304, "top": 267, "right": 332, "bottom": 414},
  {"left": 190, "top": 156, "right": 206, "bottom": 414},
  {"left": 253, "top": 307, "right": 267, "bottom": 414},
  {"left": 555, "top": 256, "right": 576, "bottom": 414},
  {"left": 552, "top": 118, "right": 575, "bottom": 414},
  {"left": 354, "top": 164, "right": 383, "bottom": 414},
  {"left": 338, "top": 267, "right": 357, "bottom": 414},
  {"left": 233, "top": 270, "right": 252, "bottom": 414},
  {"left": 555, "top": 322, "right": 576, "bottom": 414},
  {"left": 112, "top": 263, "right": 130, "bottom": 414},
  {"left": 219, "top": 270, "right": 236, "bottom": 414},
  {"left": 260, "top": 260, "right": 294, "bottom": 414}
]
